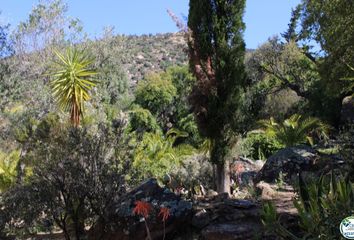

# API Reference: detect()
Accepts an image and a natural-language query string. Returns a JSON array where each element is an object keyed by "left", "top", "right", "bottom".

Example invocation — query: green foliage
[
  {"left": 50, "top": 47, "right": 97, "bottom": 126},
  {"left": 262, "top": 173, "right": 354, "bottom": 239},
  {"left": 299, "top": 0, "right": 354, "bottom": 94},
  {"left": 135, "top": 72, "right": 176, "bottom": 116},
  {"left": 258, "top": 114, "right": 329, "bottom": 147},
  {"left": 128, "top": 106, "right": 161, "bottom": 135},
  {"left": 0, "top": 150, "right": 20, "bottom": 193},
  {"left": 1, "top": 121, "right": 132, "bottom": 239},
  {"left": 133, "top": 131, "right": 195, "bottom": 182},
  {"left": 188, "top": 0, "right": 251, "bottom": 166},
  {"left": 339, "top": 125, "right": 354, "bottom": 180},
  {"left": 241, "top": 132, "right": 281, "bottom": 160}
]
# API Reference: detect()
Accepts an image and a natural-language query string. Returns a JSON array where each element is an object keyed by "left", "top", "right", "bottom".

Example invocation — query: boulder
[
  {"left": 201, "top": 221, "right": 263, "bottom": 240},
  {"left": 193, "top": 198, "right": 265, "bottom": 240},
  {"left": 231, "top": 157, "right": 265, "bottom": 186},
  {"left": 341, "top": 95, "right": 354, "bottom": 124},
  {"left": 254, "top": 145, "right": 318, "bottom": 184},
  {"left": 88, "top": 178, "right": 192, "bottom": 240}
]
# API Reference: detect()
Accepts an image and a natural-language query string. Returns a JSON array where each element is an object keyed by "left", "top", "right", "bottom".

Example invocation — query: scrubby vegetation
[{"left": 0, "top": 0, "right": 353, "bottom": 239}]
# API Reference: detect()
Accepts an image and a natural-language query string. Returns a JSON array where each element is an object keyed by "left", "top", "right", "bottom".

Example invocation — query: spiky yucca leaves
[
  {"left": 258, "top": 114, "right": 329, "bottom": 147},
  {"left": 50, "top": 47, "right": 97, "bottom": 126}
]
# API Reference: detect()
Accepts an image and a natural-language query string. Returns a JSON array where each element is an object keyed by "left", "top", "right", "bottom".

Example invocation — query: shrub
[
  {"left": 1, "top": 121, "right": 132, "bottom": 239},
  {"left": 240, "top": 132, "right": 281, "bottom": 160}
]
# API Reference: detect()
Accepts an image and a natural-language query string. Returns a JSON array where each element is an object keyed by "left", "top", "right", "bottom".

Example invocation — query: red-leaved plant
[
  {"left": 132, "top": 201, "right": 171, "bottom": 240},
  {"left": 159, "top": 207, "right": 171, "bottom": 240},
  {"left": 133, "top": 200, "right": 153, "bottom": 240}
]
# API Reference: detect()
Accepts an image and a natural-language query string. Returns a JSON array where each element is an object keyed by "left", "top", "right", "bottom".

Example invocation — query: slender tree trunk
[{"left": 216, "top": 159, "right": 231, "bottom": 195}]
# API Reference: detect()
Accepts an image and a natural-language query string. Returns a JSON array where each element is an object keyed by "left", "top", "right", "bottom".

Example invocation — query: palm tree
[
  {"left": 50, "top": 47, "right": 97, "bottom": 126},
  {"left": 133, "top": 129, "right": 195, "bottom": 180},
  {"left": 258, "top": 114, "right": 329, "bottom": 147}
]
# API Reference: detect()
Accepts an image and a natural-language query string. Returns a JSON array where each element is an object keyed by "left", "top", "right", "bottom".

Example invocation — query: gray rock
[
  {"left": 201, "top": 221, "right": 263, "bottom": 240},
  {"left": 254, "top": 145, "right": 318, "bottom": 184},
  {"left": 341, "top": 95, "right": 354, "bottom": 125},
  {"left": 88, "top": 178, "right": 192, "bottom": 240}
]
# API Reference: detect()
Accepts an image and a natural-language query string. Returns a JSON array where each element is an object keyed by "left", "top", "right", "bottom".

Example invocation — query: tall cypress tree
[{"left": 188, "top": 0, "right": 247, "bottom": 193}]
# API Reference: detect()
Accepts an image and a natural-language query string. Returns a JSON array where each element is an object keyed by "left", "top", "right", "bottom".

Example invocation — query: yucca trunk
[{"left": 70, "top": 97, "right": 81, "bottom": 127}]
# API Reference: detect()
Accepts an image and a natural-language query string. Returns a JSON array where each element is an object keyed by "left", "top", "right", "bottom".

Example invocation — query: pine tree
[{"left": 188, "top": 0, "right": 247, "bottom": 194}]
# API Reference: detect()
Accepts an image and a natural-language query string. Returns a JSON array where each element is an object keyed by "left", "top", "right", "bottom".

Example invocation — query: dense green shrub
[
  {"left": 135, "top": 72, "right": 177, "bottom": 116},
  {"left": 128, "top": 105, "right": 161, "bottom": 135},
  {"left": 241, "top": 133, "right": 282, "bottom": 160}
]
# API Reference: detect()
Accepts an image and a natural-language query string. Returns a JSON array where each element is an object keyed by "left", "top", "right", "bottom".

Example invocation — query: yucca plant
[
  {"left": 50, "top": 47, "right": 97, "bottom": 127},
  {"left": 258, "top": 114, "right": 329, "bottom": 147}
]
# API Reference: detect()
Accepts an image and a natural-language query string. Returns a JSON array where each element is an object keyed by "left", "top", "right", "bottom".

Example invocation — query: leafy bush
[
  {"left": 1, "top": 120, "right": 132, "bottom": 239},
  {"left": 240, "top": 132, "right": 281, "bottom": 160},
  {"left": 128, "top": 105, "right": 161, "bottom": 135},
  {"left": 135, "top": 72, "right": 177, "bottom": 116}
]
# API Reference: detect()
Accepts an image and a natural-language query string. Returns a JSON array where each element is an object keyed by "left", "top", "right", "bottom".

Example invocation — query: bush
[
  {"left": 1, "top": 121, "right": 132, "bottom": 239},
  {"left": 240, "top": 132, "right": 281, "bottom": 160}
]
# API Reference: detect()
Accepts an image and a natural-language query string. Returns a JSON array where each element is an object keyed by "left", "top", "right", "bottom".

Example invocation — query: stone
[
  {"left": 256, "top": 181, "right": 278, "bottom": 200},
  {"left": 231, "top": 157, "right": 265, "bottom": 186},
  {"left": 88, "top": 178, "right": 192, "bottom": 240},
  {"left": 192, "top": 209, "right": 211, "bottom": 229},
  {"left": 201, "top": 221, "right": 263, "bottom": 240},
  {"left": 341, "top": 95, "right": 354, "bottom": 124},
  {"left": 254, "top": 145, "right": 318, "bottom": 184},
  {"left": 206, "top": 190, "right": 218, "bottom": 198}
]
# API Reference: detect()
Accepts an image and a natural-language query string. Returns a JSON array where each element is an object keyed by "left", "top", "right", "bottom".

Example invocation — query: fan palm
[
  {"left": 50, "top": 47, "right": 97, "bottom": 126},
  {"left": 258, "top": 114, "right": 329, "bottom": 147},
  {"left": 133, "top": 129, "right": 195, "bottom": 180}
]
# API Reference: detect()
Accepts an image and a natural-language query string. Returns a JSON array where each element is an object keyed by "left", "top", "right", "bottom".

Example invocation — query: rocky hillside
[{"left": 105, "top": 32, "right": 188, "bottom": 85}]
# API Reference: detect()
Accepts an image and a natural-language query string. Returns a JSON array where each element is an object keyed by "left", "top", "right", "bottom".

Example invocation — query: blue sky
[{"left": 0, "top": 0, "right": 301, "bottom": 49}]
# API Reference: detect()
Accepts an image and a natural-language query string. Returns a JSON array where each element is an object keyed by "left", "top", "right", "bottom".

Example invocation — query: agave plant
[
  {"left": 50, "top": 47, "right": 97, "bottom": 126},
  {"left": 258, "top": 114, "right": 329, "bottom": 147}
]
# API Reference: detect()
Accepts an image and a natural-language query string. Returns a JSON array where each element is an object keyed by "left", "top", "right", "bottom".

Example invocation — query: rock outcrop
[
  {"left": 341, "top": 95, "right": 354, "bottom": 125},
  {"left": 88, "top": 178, "right": 192, "bottom": 240},
  {"left": 192, "top": 198, "right": 266, "bottom": 240},
  {"left": 254, "top": 145, "right": 318, "bottom": 184}
]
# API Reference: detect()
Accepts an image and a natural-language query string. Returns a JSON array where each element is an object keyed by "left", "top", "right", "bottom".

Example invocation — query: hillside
[{"left": 99, "top": 32, "right": 188, "bottom": 85}]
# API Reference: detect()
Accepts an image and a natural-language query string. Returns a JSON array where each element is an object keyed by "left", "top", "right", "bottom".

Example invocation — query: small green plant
[{"left": 275, "top": 171, "right": 285, "bottom": 190}]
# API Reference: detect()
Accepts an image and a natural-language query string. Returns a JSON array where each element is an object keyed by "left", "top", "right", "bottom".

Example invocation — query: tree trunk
[{"left": 215, "top": 160, "right": 231, "bottom": 195}]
